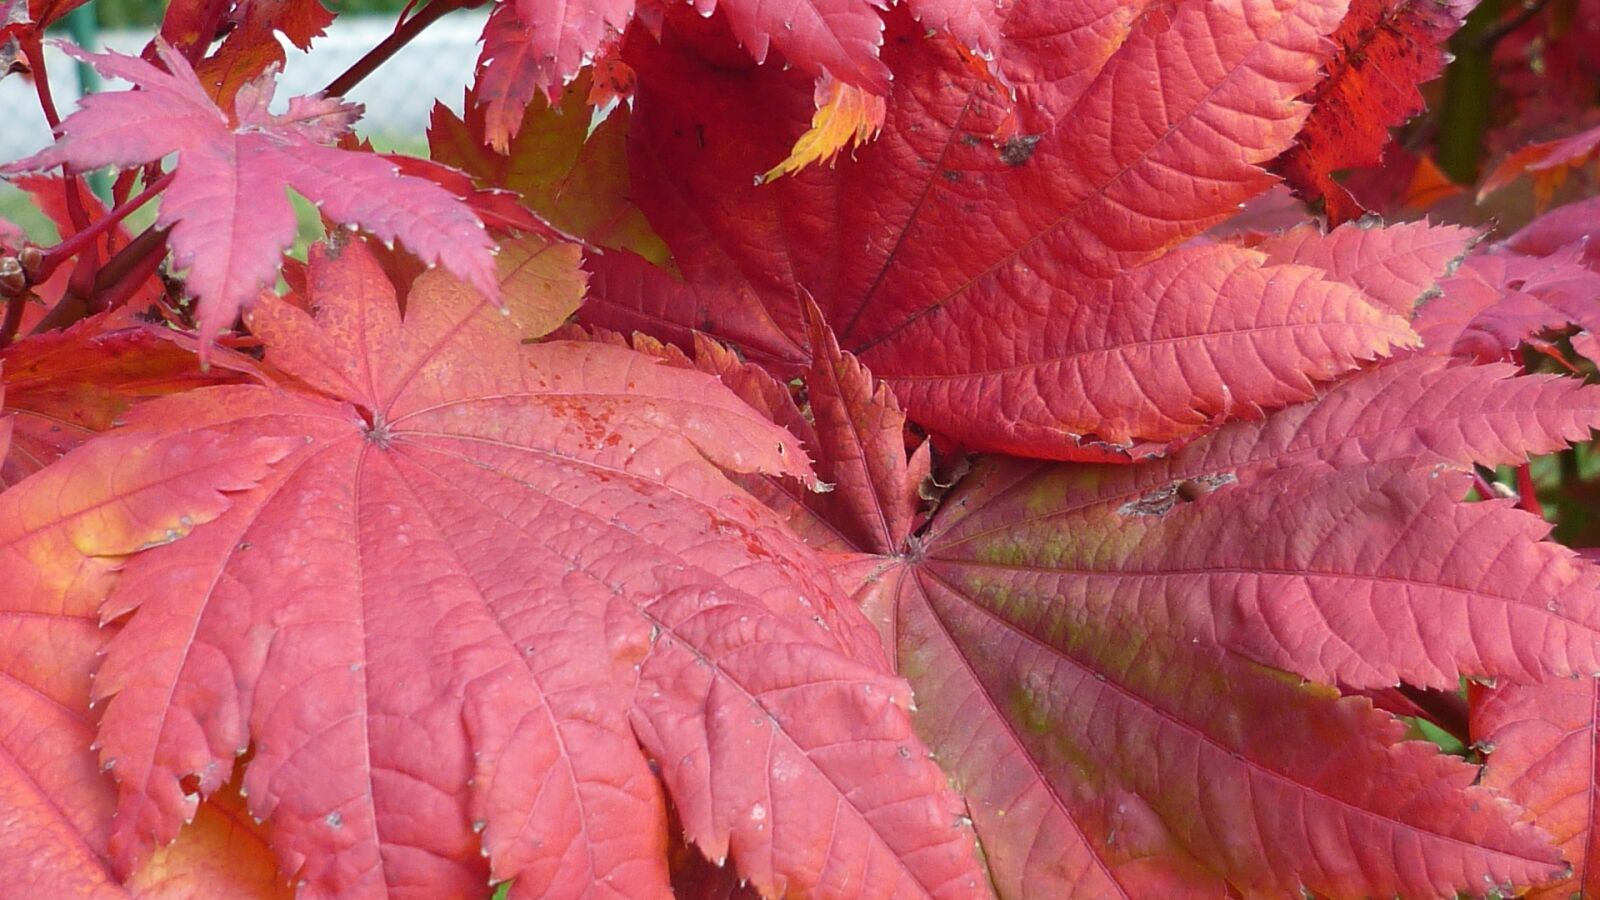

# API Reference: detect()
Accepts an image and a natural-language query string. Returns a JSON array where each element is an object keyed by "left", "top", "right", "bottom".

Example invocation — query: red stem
[
  {"left": 322, "top": 0, "right": 473, "bottom": 97},
  {"left": 94, "top": 233, "right": 169, "bottom": 313},
  {"left": 34, "top": 171, "right": 174, "bottom": 285},
  {"left": 112, "top": 168, "right": 140, "bottom": 206},
  {"left": 91, "top": 227, "right": 167, "bottom": 299},
  {"left": 1516, "top": 464, "right": 1544, "bottom": 517},
  {"left": 1471, "top": 470, "right": 1499, "bottom": 501},
  {"left": 20, "top": 32, "right": 93, "bottom": 236},
  {"left": 22, "top": 32, "right": 64, "bottom": 129},
  {"left": 27, "top": 225, "right": 169, "bottom": 334}
]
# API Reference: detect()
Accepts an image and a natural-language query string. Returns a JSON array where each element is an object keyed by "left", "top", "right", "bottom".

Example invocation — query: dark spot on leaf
[{"left": 999, "top": 135, "right": 1042, "bottom": 167}]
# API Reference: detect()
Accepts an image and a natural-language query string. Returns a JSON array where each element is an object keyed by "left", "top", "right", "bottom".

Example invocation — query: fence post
[{"left": 64, "top": 4, "right": 109, "bottom": 201}]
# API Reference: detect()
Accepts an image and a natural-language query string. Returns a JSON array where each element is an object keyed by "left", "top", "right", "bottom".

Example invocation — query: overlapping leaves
[
  {"left": 72, "top": 236, "right": 980, "bottom": 898},
  {"left": 644, "top": 298, "right": 1600, "bottom": 896},
  {"left": 1428, "top": 172, "right": 1600, "bottom": 900},
  {"left": 2, "top": 40, "right": 496, "bottom": 347},
  {"left": 0, "top": 408, "right": 293, "bottom": 897},
  {"left": 4, "top": 0, "right": 1600, "bottom": 894},
  {"left": 1270, "top": 0, "right": 1475, "bottom": 223},
  {"left": 586, "top": 0, "right": 1419, "bottom": 461}
]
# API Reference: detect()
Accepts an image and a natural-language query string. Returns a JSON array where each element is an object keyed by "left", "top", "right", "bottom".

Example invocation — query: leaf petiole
[
  {"left": 32, "top": 171, "right": 174, "bottom": 287},
  {"left": 322, "top": 0, "right": 481, "bottom": 98},
  {"left": 19, "top": 31, "right": 92, "bottom": 236}
]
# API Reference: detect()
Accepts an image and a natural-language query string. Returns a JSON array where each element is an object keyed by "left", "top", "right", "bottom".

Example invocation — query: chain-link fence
[{"left": 0, "top": 11, "right": 489, "bottom": 160}]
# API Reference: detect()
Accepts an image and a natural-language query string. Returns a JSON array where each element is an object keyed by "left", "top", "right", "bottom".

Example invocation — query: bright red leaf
[
  {"left": 233, "top": 0, "right": 333, "bottom": 50},
  {"left": 428, "top": 73, "right": 671, "bottom": 266},
  {"left": 1248, "top": 218, "right": 1477, "bottom": 315},
  {"left": 156, "top": 0, "right": 334, "bottom": 108},
  {"left": 0, "top": 314, "right": 251, "bottom": 486},
  {"left": 88, "top": 236, "right": 982, "bottom": 898},
  {"left": 1480, "top": 121, "right": 1600, "bottom": 208},
  {"left": 961, "top": 458, "right": 1600, "bottom": 690},
  {"left": 588, "top": 1, "right": 1421, "bottom": 461},
  {"left": 1417, "top": 247, "right": 1600, "bottom": 362},
  {"left": 791, "top": 302, "right": 929, "bottom": 556},
  {"left": 695, "top": 317, "right": 1582, "bottom": 896},
  {"left": 892, "top": 517, "right": 1562, "bottom": 897},
  {"left": 471, "top": 2, "right": 601, "bottom": 152},
  {"left": 1474, "top": 678, "right": 1600, "bottom": 899},
  {"left": 475, "top": 0, "right": 889, "bottom": 149},
  {"left": 1, "top": 40, "right": 497, "bottom": 348},
  {"left": 0, "top": 420, "right": 292, "bottom": 896},
  {"left": 5, "top": 0, "right": 1600, "bottom": 891},
  {"left": 1271, "top": 0, "right": 1475, "bottom": 224},
  {"left": 900, "top": 0, "right": 1165, "bottom": 138}
]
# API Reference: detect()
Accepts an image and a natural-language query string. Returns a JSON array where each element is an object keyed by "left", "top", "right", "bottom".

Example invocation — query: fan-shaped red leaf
[
  {"left": 0, "top": 424, "right": 291, "bottom": 896},
  {"left": 589, "top": 1, "right": 1419, "bottom": 460},
  {"left": 1, "top": 40, "right": 496, "bottom": 348},
  {"left": 90, "top": 236, "right": 982, "bottom": 898},
  {"left": 685, "top": 306, "right": 1591, "bottom": 897}
]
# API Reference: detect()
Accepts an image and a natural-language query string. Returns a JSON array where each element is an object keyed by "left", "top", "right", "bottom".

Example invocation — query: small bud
[
  {"left": 17, "top": 245, "right": 42, "bottom": 279},
  {"left": 0, "top": 257, "right": 24, "bottom": 297}
]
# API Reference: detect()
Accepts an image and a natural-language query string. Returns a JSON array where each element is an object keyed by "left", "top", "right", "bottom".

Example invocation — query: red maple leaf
[
  {"left": 84, "top": 235, "right": 983, "bottom": 897},
  {"left": 1, "top": 39, "right": 497, "bottom": 348},
  {"left": 586, "top": 2, "right": 1422, "bottom": 461},
  {"left": 1480, "top": 122, "right": 1600, "bottom": 208},
  {"left": 641, "top": 304, "right": 1597, "bottom": 895},
  {"left": 1474, "top": 678, "right": 1600, "bottom": 899},
  {"left": 0, "top": 415, "right": 293, "bottom": 896},
  {"left": 3, "top": 0, "right": 1599, "bottom": 891},
  {"left": 1271, "top": 0, "right": 1475, "bottom": 224},
  {"left": 155, "top": 0, "right": 333, "bottom": 109},
  {"left": 474, "top": 0, "right": 889, "bottom": 149},
  {"left": 0, "top": 313, "right": 255, "bottom": 486}
]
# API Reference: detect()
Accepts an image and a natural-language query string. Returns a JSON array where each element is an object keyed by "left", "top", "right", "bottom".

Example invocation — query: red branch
[
  {"left": 1515, "top": 464, "right": 1544, "bottom": 518},
  {"left": 20, "top": 32, "right": 93, "bottom": 236},
  {"left": 34, "top": 171, "right": 174, "bottom": 285},
  {"left": 322, "top": 0, "right": 478, "bottom": 97}
]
